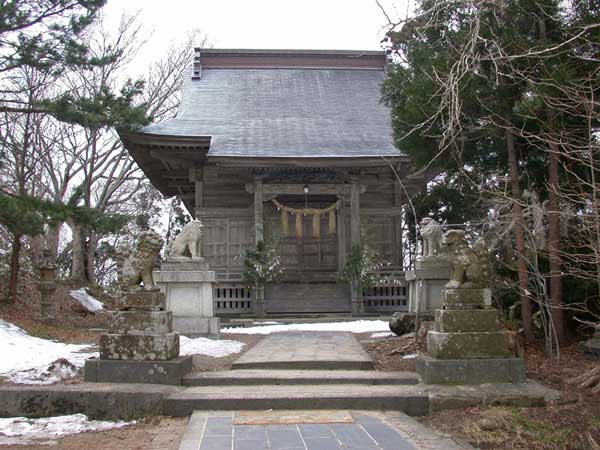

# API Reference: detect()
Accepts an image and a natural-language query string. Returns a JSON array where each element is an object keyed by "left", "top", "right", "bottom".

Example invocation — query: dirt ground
[
  {"left": 0, "top": 279, "right": 118, "bottom": 345},
  {"left": 0, "top": 416, "right": 188, "bottom": 450},
  {"left": 361, "top": 332, "right": 600, "bottom": 450},
  {"left": 359, "top": 333, "right": 422, "bottom": 372},
  {"left": 420, "top": 342, "right": 600, "bottom": 450}
]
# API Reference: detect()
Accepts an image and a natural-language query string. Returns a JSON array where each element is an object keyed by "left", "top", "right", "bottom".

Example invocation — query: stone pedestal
[
  {"left": 416, "top": 287, "right": 526, "bottom": 384},
  {"left": 154, "top": 258, "right": 220, "bottom": 338},
  {"left": 580, "top": 328, "right": 600, "bottom": 358},
  {"left": 406, "top": 256, "right": 451, "bottom": 313},
  {"left": 84, "top": 290, "right": 192, "bottom": 385}
]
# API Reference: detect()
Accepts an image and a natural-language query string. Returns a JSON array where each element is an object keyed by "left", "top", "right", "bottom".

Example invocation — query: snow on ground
[
  {"left": 70, "top": 288, "right": 104, "bottom": 312},
  {"left": 180, "top": 336, "right": 245, "bottom": 357},
  {"left": 370, "top": 331, "right": 395, "bottom": 338},
  {"left": 0, "top": 320, "right": 97, "bottom": 384},
  {"left": 0, "top": 414, "right": 134, "bottom": 446},
  {"left": 221, "top": 320, "right": 391, "bottom": 335}
]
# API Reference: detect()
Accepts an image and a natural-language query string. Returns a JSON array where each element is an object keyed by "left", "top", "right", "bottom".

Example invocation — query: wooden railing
[
  {"left": 362, "top": 269, "right": 408, "bottom": 312},
  {"left": 214, "top": 284, "right": 252, "bottom": 315}
]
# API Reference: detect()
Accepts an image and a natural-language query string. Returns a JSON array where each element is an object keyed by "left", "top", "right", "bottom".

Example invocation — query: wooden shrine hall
[{"left": 121, "top": 48, "right": 428, "bottom": 317}]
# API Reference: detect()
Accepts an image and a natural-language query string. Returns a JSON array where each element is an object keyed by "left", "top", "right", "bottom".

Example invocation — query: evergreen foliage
[
  {"left": 381, "top": 0, "right": 600, "bottom": 346},
  {"left": 0, "top": 190, "right": 129, "bottom": 239},
  {"left": 243, "top": 241, "right": 283, "bottom": 289},
  {"left": 341, "top": 243, "right": 380, "bottom": 288}
]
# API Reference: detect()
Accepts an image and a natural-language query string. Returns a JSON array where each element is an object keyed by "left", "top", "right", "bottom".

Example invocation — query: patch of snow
[
  {"left": 371, "top": 331, "right": 395, "bottom": 338},
  {"left": 0, "top": 320, "right": 97, "bottom": 384},
  {"left": 221, "top": 320, "right": 391, "bottom": 335},
  {"left": 70, "top": 288, "right": 104, "bottom": 312},
  {"left": 0, "top": 414, "right": 134, "bottom": 446},
  {"left": 179, "top": 336, "right": 245, "bottom": 358}
]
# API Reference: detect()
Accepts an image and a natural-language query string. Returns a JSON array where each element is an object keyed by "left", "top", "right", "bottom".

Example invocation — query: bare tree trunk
[
  {"left": 46, "top": 224, "right": 62, "bottom": 258},
  {"left": 7, "top": 234, "right": 22, "bottom": 302},
  {"left": 85, "top": 231, "right": 97, "bottom": 285},
  {"left": 29, "top": 234, "right": 43, "bottom": 265},
  {"left": 506, "top": 128, "right": 534, "bottom": 342},
  {"left": 69, "top": 219, "right": 86, "bottom": 282},
  {"left": 548, "top": 141, "right": 565, "bottom": 343}
]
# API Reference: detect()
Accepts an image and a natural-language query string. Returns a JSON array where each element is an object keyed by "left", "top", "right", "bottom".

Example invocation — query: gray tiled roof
[{"left": 143, "top": 68, "right": 401, "bottom": 158}]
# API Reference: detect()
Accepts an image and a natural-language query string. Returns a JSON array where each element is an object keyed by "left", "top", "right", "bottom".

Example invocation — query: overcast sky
[{"left": 103, "top": 0, "right": 409, "bottom": 66}]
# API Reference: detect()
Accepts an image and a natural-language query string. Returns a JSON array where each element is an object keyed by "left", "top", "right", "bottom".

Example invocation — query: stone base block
[
  {"left": 84, "top": 355, "right": 192, "bottom": 385},
  {"left": 415, "top": 256, "right": 450, "bottom": 271},
  {"left": 434, "top": 309, "right": 499, "bottom": 333},
  {"left": 427, "top": 330, "right": 510, "bottom": 359},
  {"left": 580, "top": 336, "right": 600, "bottom": 358},
  {"left": 160, "top": 258, "right": 211, "bottom": 272},
  {"left": 100, "top": 333, "right": 179, "bottom": 361},
  {"left": 173, "top": 317, "right": 220, "bottom": 338},
  {"left": 443, "top": 288, "right": 491, "bottom": 308},
  {"left": 121, "top": 291, "right": 166, "bottom": 311},
  {"left": 108, "top": 311, "right": 173, "bottom": 334},
  {"left": 416, "top": 355, "right": 526, "bottom": 384}
]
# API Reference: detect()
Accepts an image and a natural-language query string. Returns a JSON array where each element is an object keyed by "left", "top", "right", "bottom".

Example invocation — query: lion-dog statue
[
  {"left": 420, "top": 217, "right": 443, "bottom": 257},
  {"left": 168, "top": 220, "right": 203, "bottom": 259},
  {"left": 442, "top": 229, "right": 491, "bottom": 289},
  {"left": 116, "top": 230, "right": 163, "bottom": 292}
]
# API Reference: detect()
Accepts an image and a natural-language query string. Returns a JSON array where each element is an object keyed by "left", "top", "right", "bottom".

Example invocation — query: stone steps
[
  {"left": 182, "top": 370, "right": 419, "bottom": 386},
  {"left": 230, "top": 331, "right": 375, "bottom": 371},
  {"left": 230, "top": 359, "right": 374, "bottom": 371},
  {"left": 163, "top": 384, "right": 429, "bottom": 417}
]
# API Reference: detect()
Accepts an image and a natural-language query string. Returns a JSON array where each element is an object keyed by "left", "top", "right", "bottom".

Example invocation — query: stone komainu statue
[
  {"left": 419, "top": 217, "right": 443, "bottom": 257},
  {"left": 443, "top": 229, "right": 492, "bottom": 289},
  {"left": 116, "top": 230, "right": 163, "bottom": 292},
  {"left": 168, "top": 220, "right": 203, "bottom": 259}
]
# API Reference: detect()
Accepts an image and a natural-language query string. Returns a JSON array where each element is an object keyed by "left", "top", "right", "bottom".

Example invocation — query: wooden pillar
[
  {"left": 194, "top": 181, "right": 204, "bottom": 212},
  {"left": 349, "top": 180, "right": 363, "bottom": 315},
  {"left": 350, "top": 181, "right": 361, "bottom": 245},
  {"left": 254, "top": 178, "right": 264, "bottom": 245},
  {"left": 252, "top": 177, "right": 265, "bottom": 317},
  {"left": 337, "top": 197, "right": 347, "bottom": 274}
]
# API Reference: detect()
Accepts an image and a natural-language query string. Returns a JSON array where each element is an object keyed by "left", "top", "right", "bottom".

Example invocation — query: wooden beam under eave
[{"left": 245, "top": 183, "right": 366, "bottom": 196}]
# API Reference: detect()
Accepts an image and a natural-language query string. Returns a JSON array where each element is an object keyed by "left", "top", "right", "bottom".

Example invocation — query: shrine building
[{"left": 120, "top": 48, "right": 428, "bottom": 317}]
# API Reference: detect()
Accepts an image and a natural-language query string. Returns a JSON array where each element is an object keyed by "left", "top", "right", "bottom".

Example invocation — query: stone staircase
[
  {"left": 161, "top": 331, "right": 429, "bottom": 416},
  {"left": 181, "top": 369, "right": 418, "bottom": 386},
  {"left": 163, "top": 383, "right": 428, "bottom": 417}
]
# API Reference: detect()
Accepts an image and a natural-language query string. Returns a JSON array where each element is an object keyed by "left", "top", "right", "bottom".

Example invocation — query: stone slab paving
[
  {"left": 179, "top": 410, "right": 474, "bottom": 450},
  {"left": 231, "top": 332, "right": 374, "bottom": 370}
]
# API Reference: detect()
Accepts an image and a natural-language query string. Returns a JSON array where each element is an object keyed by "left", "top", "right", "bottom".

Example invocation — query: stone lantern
[{"left": 37, "top": 248, "right": 57, "bottom": 321}]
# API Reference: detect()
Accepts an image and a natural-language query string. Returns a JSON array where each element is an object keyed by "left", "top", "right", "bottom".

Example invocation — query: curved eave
[{"left": 119, "top": 131, "right": 211, "bottom": 197}]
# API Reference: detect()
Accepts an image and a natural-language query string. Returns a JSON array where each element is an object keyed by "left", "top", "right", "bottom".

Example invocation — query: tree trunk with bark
[
  {"left": 506, "top": 128, "right": 535, "bottom": 342},
  {"left": 7, "top": 234, "right": 22, "bottom": 302},
  {"left": 548, "top": 141, "right": 565, "bottom": 343},
  {"left": 85, "top": 231, "right": 97, "bottom": 285},
  {"left": 69, "top": 219, "right": 87, "bottom": 283}
]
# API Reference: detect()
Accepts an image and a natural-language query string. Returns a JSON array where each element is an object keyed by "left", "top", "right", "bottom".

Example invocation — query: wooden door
[
  {"left": 203, "top": 217, "right": 253, "bottom": 279},
  {"left": 266, "top": 205, "right": 339, "bottom": 282}
]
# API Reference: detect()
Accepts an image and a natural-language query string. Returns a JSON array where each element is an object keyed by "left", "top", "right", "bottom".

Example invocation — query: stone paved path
[
  {"left": 232, "top": 331, "right": 373, "bottom": 370},
  {"left": 180, "top": 411, "right": 418, "bottom": 450},
  {"left": 179, "top": 411, "right": 473, "bottom": 450}
]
